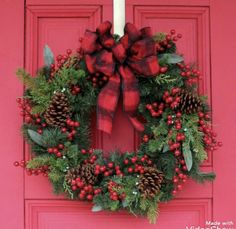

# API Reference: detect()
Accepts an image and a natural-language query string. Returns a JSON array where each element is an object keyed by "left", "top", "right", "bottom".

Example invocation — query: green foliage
[
  {"left": 156, "top": 152, "right": 176, "bottom": 180},
  {"left": 182, "top": 141, "right": 193, "bottom": 171},
  {"left": 153, "top": 32, "right": 166, "bottom": 42},
  {"left": 182, "top": 114, "right": 207, "bottom": 162}
]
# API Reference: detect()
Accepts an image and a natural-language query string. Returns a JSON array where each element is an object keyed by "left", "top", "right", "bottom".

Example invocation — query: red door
[{"left": 1, "top": 0, "right": 235, "bottom": 228}]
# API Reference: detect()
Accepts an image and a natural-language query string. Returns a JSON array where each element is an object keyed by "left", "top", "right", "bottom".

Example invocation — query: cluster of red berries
[
  {"left": 123, "top": 155, "right": 153, "bottom": 174},
  {"left": 17, "top": 98, "right": 32, "bottom": 120},
  {"left": 198, "top": 112, "right": 222, "bottom": 151},
  {"left": 14, "top": 160, "right": 50, "bottom": 176},
  {"left": 87, "top": 73, "right": 109, "bottom": 88},
  {"left": 156, "top": 29, "right": 182, "bottom": 52},
  {"left": 60, "top": 119, "right": 80, "bottom": 141},
  {"left": 162, "top": 88, "right": 181, "bottom": 109},
  {"left": 70, "top": 178, "right": 102, "bottom": 201},
  {"left": 17, "top": 98, "right": 46, "bottom": 134},
  {"left": 167, "top": 112, "right": 183, "bottom": 130},
  {"left": 49, "top": 49, "right": 73, "bottom": 78},
  {"left": 172, "top": 167, "right": 188, "bottom": 195},
  {"left": 177, "top": 63, "right": 201, "bottom": 85},
  {"left": 70, "top": 84, "right": 81, "bottom": 95},
  {"left": 47, "top": 143, "right": 64, "bottom": 158},
  {"left": 146, "top": 102, "right": 164, "bottom": 117},
  {"left": 107, "top": 181, "right": 126, "bottom": 201}
]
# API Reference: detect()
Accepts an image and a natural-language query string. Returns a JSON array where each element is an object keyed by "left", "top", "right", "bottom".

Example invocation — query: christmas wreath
[{"left": 15, "top": 21, "right": 221, "bottom": 223}]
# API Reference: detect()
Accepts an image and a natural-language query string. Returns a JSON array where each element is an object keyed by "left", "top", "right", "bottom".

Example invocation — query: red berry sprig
[
  {"left": 17, "top": 98, "right": 47, "bottom": 134},
  {"left": 107, "top": 181, "right": 126, "bottom": 201},
  {"left": 146, "top": 102, "right": 164, "bottom": 117},
  {"left": 198, "top": 112, "right": 222, "bottom": 151},
  {"left": 61, "top": 119, "right": 80, "bottom": 141},
  {"left": 156, "top": 29, "right": 182, "bottom": 52},
  {"left": 88, "top": 73, "right": 109, "bottom": 88},
  {"left": 162, "top": 88, "right": 181, "bottom": 110},
  {"left": 172, "top": 167, "right": 188, "bottom": 195},
  {"left": 177, "top": 63, "right": 201, "bottom": 85},
  {"left": 47, "top": 143, "right": 64, "bottom": 158},
  {"left": 13, "top": 160, "right": 50, "bottom": 176}
]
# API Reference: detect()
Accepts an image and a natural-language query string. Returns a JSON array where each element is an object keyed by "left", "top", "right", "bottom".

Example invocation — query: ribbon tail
[
  {"left": 97, "top": 73, "right": 121, "bottom": 134},
  {"left": 128, "top": 116, "right": 145, "bottom": 132},
  {"left": 119, "top": 66, "right": 144, "bottom": 133}
]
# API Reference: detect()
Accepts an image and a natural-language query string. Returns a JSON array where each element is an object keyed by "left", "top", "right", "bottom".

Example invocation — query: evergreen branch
[
  {"left": 63, "top": 179, "right": 74, "bottom": 199},
  {"left": 154, "top": 74, "right": 177, "bottom": 85}
]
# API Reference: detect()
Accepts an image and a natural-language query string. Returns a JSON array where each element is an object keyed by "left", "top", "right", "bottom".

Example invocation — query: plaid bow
[{"left": 81, "top": 21, "right": 160, "bottom": 134}]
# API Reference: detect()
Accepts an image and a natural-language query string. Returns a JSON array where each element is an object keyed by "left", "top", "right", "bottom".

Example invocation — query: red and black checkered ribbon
[{"left": 81, "top": 21, "right": 160, "bottom": 134}]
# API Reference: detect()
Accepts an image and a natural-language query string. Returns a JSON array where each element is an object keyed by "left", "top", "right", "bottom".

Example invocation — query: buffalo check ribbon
[{"left": 81, "top": 21, "right": 160, "bottom": 134}]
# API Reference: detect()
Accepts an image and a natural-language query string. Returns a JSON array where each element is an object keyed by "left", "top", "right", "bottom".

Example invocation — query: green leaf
[
  {"left": 44, "top": 45, "right": 54, "bottom": 66},
  {"left": 92, "top": 205, "right": 103, "bottom": 212},
  {"left": 27, "top": 129, "right": 45, "bottom": 147},
  {"left": 158, "top": 53, "right": 183, "bottom": 64},
  {"left": 122, "top": 200, "right": 129, "bottom": 208},
  {"left": 162, "top": 144, "right": 169, "bottom": 153},
  {"left": 182, "top": 142, "right": 193, "bottom": 171}
]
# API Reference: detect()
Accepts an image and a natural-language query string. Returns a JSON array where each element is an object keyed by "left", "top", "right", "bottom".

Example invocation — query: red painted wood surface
[{"left": 0, "top": 0, "right": 236, "bottom": 228}]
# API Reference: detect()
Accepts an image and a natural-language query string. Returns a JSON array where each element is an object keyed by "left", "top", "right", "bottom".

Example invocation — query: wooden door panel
[
  {"left": 25, "top": 199, "right": 211, "bottom": 229},
  {"left": 25, "top": 2, "right": 112, "bottom": 199},
  {"left": 0, "top": 1, "right": 25, "bottom": 228},
  {"left": 126, "top": 0, "right": 213, "bottom": 227}
]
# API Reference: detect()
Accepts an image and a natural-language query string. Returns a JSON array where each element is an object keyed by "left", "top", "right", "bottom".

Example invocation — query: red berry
[
  {"left": 177, "top": 184, "right": 183, "bottom": 190},
  {"left": 56, "top": 152, "right": 62, "bottom": 157},
  {"left": 81, "top": 149, "right": 87, "bottom": 154},
  {"left": 71, "top": 180, "right": 76, "bottom": 186},
  {"left": 77, "top": 181, "right": 84, "bottom": 188},
  {"left": 116, "top": 170, "right": 122, "bottom": 175},
  {"left": 124, "top": 159, "right": 129, "bottom": 165},
  {"left": 108, "top": 162, "right": 114, "bottom": 168},
  {"left": 218, "top": 142, "right": 223, "bottom": 147},
  {"left": 47, "top": 148, "right": 53, "bottom": 153},
  {"left": 141, "top": 157, "right": 145, "bottom": 162},
  {"left": 174, "top": 150, "right": 181, "bottom": 157},
  {"left": 160, "top": 66, "right": 168, "bottom": 73},
  {"left": 79, "top": 193, "right": 85, "bottom": 199},
  {"left": 175, "top": 167, "right": 180, "bottom": 173},
  {"left": 71, "top": 185, "right": 77, "bottom": 191},
  {"left": 58, "top": 144, "right": 64, "bottom": 149},
  {"left": 177, "top": 33, "right": 182, "bottom": 38},
  {"left": 172, "top": 190, "right": 177, "bottom": 195},
  {"left": 131, "top": 157, "right": 138, "bottom": 164},
  {"left": 198, "top": 112, "right": 204, "bottom": 118},
  {"left": 182, "top": 166, "right": 187, "bottom": 171},
  {"left": 100, "top": 166, "right": 106, "bottom": 172},
  {"left": 128, "top": 167, "right": 133, "bottom": 173},
  {"left": 66, "top": 49, "right": 72, "bottom": 55},
  {"left": 61, "top": 127, "right": 67, "bottom": 133},
  {"left": 170, "top": 29, "right": 176, "bottom": 35},
  {"left": 13, "top": 161, "right": 19, "bottom": 167},
  {"left": 104, "top": 171, "right": 110, "bottom": 177}
]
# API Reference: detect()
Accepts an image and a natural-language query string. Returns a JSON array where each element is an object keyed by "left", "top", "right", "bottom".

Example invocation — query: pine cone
[
  {"left": 175, "top": 90, "right": 202, "bottom": 114},
  {"left": 65, "top": 164, "right": 97, "bottom": 185},
  {"left": 138, "top": 167, "right": 164, "bottom": 198},
  {"left": 44, "top": 92, "right": 72, "bottom": 127},
  {"left": 65, "top": 167, "right": 81, "bottom": 184}
]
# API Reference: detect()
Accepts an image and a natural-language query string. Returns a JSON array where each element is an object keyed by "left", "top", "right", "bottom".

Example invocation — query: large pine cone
[
  {"left": 44, "top": 92, "right": 72, "bottom": 127},
  {"left": 175, "top": 90, "right": 203, "bottom": 114},
  {"left": 138, "top": 167, "right": 164, "bottom": 198},
  {"left": 65, "top": 164, "right": 97, "bottom": 185}
]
